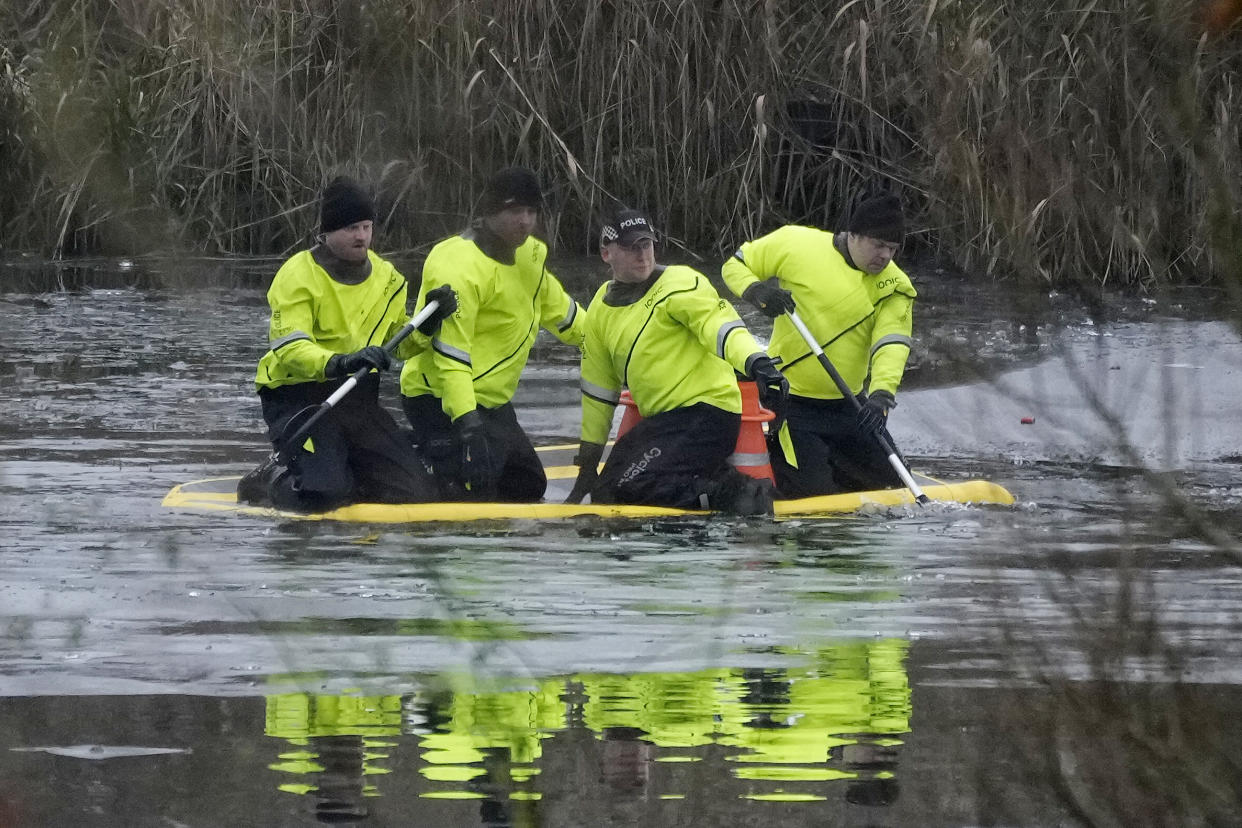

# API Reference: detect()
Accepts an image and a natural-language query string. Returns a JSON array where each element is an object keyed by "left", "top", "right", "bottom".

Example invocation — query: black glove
[
  {"left": 747, "top": 355, "right": 789, "bottom": 415},
  {"left": 418, "top": 284, "right": 458, "bottom": 336},
  {"left": 857, "top": 389, "right": 896, "bottom": 436},
  {"left": 565, "top": 442, "right": 605, "bottom": 504},
  {"left": 454, "top": 409, "right": 497, "bottom": 495},
  {"left": 325, "top": 345, "right": 391, "bottom": 378},
  {"left": 742, "top": 280, "right": 796, "bottom": 318}
]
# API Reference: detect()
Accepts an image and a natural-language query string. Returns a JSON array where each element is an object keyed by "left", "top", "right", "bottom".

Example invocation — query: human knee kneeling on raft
[
  {"left": 565, "top": 207, "right": 789, "bottom": 515},
  {"left": 399, "top": 166, "right": 589, "bottom": 502},
  {"left": 722, "top": 190, "right": 915, "bottom": 497},
  {"left": 239, "top": 175, "right": 456, "bottom": 511}
]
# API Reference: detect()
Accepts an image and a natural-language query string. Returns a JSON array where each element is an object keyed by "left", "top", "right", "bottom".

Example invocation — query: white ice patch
[{"left": 11, "top": 744, "right": 191, "bottom": 760}]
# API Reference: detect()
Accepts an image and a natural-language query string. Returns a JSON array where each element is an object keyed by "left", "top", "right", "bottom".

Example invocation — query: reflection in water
[
  {"left": 264, "top": 640, "right": 909, "bottom": 813},
  {"left": 309, "top": 735, "right": 368, "bottom": 823},
  {"left": 839, "top": 741, "right": 902, "bottom": 807},
  {"left": 266, "top": 694, "right": 400, "bottom": 822}
]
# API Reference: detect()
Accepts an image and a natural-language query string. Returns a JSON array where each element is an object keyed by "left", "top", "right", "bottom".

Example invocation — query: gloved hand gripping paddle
[
  {"left": 263, "top": 299, "right": 444, "bottom": 471},
  {"left": 786, "top": 310, "right": 929, "bottom": 505}
]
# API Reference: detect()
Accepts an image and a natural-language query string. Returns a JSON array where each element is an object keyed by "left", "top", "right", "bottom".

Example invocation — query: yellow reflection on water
[
  {"left": 732, "top": 766, "right": 854, "bottom": 781},
  {"left": 264, "top": 639, "right": 911, "bottom": 806}
]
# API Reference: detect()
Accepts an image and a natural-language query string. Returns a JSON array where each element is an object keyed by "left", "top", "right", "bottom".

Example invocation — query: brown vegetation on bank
[{"left": 1, "top": 0, "right": 1240, "bottom": 292}]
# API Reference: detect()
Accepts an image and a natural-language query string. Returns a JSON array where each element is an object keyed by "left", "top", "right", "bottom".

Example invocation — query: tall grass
[{"left": 1, "top": 0, "right": 1240, "bottom": 291}]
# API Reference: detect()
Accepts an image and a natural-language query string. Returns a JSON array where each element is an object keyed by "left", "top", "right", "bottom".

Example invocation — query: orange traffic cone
[
  {"left": 617, "top": 390, "right": 641, "bottom": 437},
  {"left": 730, "top": 381, "right": 776, "bottom": 482},
  {"left": 615, "top": 384, "right": 775, "bottom": 482}
]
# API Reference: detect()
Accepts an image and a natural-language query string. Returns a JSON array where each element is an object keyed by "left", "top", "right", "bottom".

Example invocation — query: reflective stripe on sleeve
[
  {"left": 557, "top": 302, "right": 579, "bottom": 332},
  {"left": 580, "top": 379, "right": 621, "bottom": 405},
  {"left": 432, "top": 338, "right": 472, "bottom": 366},
  {"left": 870, "top": 334, "right": 913, "bottom": 357},
  {"left": 270, "top": 331, "right": 311, "bottom": 351},
  {"left": 716, "top": 320, "right": 745, "bottom": 359}
]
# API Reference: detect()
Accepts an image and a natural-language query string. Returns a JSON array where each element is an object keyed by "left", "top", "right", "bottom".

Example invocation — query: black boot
[
  {"left": 705, "top": 469, "right": 776, "bottom": 516},
  {"left": 236, "top": 459, "right": 289, "bottom": 506}
]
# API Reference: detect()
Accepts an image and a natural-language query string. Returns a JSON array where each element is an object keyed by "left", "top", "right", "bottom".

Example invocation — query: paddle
[
  {"left": 252, "top": 299, "right": 443, "bottom": 479},
  {"left": 785, "top": 309, "right": 930, "bottom": 504}
]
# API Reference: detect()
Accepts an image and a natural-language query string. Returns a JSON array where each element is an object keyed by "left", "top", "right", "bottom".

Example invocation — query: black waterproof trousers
[
  {"left": 259, "top": 374, "right": 437, "bottom": 510},
  {"left": 592, "top": 403, "right": 740, "bottom": 509},
  {"left": 768, "top": 394, "right": 903, "bottom": 498},
  {"left": 401, "top": 395, "right": 547, "bottom": 502}
]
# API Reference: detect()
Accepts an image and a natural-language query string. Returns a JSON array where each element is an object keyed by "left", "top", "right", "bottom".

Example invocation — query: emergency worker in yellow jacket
[
  {"left": 400, "top": 168, "right": 588, "bottom": 501},
  {"left": 722, "top": 193, "right": 916, "bottom": 496},
  {"left": 241, "top": 177, "right": 456, "bottom": 511},
  {"left": 565, "top": 210, "right": 789, "bottom": 515}
]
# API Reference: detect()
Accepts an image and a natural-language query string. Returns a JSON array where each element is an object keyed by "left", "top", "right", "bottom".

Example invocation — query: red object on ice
[{"left": 1020, "top": 417, "right": 1035, "bottom": 424}]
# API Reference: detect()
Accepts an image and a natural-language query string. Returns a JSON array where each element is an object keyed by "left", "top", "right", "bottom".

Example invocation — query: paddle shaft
[
  {"left": 786, "top": 310, "right": 929, "bottom": 504},
  {"left": 274, "top": 299, "right": 440, "bottom": 464}
]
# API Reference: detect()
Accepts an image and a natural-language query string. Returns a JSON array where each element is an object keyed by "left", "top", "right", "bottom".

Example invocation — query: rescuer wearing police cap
[
  {"left": 721, "top": 191, "right": 916, "bottom": 497},
  {"left": 241, "top": 175, "right": 458, "bottom": 510},
  {"left": 400, "top": 166, "right": 589, "bottom": 502},
  {"left": 565, "top": 208, "right": 789, "bottom": 515}
]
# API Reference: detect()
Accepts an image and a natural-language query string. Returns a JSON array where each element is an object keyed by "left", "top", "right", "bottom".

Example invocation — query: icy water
[{"left": 1, "top": 256, "right": 1241, "bottom": 826}]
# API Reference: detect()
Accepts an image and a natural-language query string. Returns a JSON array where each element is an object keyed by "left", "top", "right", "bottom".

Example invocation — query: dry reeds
[{"left": 1, "top": 0, "right": 1240, "bottom": 290}]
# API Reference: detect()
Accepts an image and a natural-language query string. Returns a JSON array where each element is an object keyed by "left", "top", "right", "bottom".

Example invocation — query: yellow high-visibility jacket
[
  {"left": 721, "top": 225, "right": 915, "bottom": 399},
  {"left": 255, "top": 249, "right": 427, "bottom": 390},
  {"left": 400, "top": 233, "right": 587, "bottom": 421},
  {"left": 578, "top": 265, "right": 765, "bottom": 445}
]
